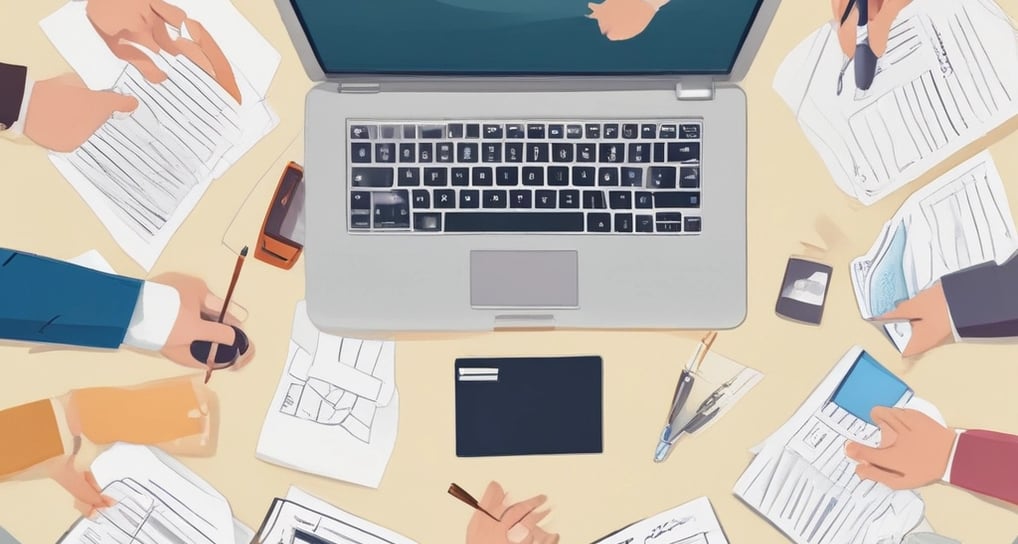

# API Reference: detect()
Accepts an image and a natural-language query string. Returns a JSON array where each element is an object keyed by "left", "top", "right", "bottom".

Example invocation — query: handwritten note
[{"left": 592, "top": 497, "right": 728, "bottom": 544}]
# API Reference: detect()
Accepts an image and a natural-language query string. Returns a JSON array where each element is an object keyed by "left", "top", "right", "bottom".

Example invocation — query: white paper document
[
  {"left": 670, "top": 351, "right": 764, "bottom": 437},
  {"left": 40, "top": 0, "right": 280, "bottom": 271},
  {"left": 774, "top": 0, "right": 1018, "bottom": 205},
  {"left": 593, "top": 496, "right": 729, "bottom": 544},
  {"left": 58, "top": 444, "right": 251, "bottom": 544},
  {"left": 850, "top": 151, "right": 1017, "bottom": 351},
  {"left": 256, "top": 301, "right": 399, "bottom": 489},
  {"left": 253, "top": 486, "right": 417, "bottom": 544},
  {"left": 734, "top": 346, "right": 945, "bottom": 544}
]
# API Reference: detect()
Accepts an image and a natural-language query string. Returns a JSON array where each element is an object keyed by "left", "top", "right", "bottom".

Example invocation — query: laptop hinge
[
  {"left": 676, "top": 79, "right": 715, "bottom": 100},
  {"left": 339, "top": 82, "right": 381, "bottom": 94}
]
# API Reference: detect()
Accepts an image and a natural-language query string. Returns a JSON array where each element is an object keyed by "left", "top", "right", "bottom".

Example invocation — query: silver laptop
[{"left": 276, "top": 0, "right": 779, "bottom": 334}]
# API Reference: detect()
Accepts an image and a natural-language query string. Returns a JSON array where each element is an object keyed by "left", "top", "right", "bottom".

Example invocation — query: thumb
[
  {"left": 193, "top": 319, "right": 237, "bottom": 346},
  {"left": 845, "top": 441, "right": 892, "bottom": 467},
  {"left": 98, "top": 91, "right": 139, "bottom": 114},
  {"left": 873, "top": 300, "right": 916, "bottom": 322}
]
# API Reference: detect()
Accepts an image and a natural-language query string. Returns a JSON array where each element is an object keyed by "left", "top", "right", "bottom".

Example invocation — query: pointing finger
[
  {"left": 479, "top": 481, "right": 506, "bottom": 512},
  {"left": 502, "top": 495, "right": 547, "bottom": 527},
  {"left": 871, "top": 406, "right": 910, "bottom": 433},
  {"left": 845, "top": 441, "right": 893, "bottom": 468}
]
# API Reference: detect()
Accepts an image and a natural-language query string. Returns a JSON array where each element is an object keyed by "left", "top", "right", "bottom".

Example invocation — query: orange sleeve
[{"left": 0, "top": 400, "right": 64, "bottom": 477}]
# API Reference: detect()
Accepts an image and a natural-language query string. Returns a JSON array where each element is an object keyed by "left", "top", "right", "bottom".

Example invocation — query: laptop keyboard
[{"left": 347, "top": 120, "right": 702, "bottom": 234}]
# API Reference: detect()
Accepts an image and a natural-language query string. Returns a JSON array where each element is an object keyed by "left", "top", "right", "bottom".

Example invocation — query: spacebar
[{"left": 444, "top": 212, "right": 584, "bottom": 232}]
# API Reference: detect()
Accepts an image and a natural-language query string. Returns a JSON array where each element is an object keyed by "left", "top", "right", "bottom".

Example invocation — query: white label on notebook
[
  {"left": 458, "top": 375, "right": 499, "bottom": 382},
  {"left": 458, "top": 368, "right": 499, "bottom": 376}
]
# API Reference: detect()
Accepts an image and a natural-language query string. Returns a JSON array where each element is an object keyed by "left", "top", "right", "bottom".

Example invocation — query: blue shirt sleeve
[{"left": 0, "top": 248, "right": 143, "bottom": 349}]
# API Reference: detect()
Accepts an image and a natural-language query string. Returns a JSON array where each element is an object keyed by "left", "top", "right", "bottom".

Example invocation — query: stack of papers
[
  {"left": 58, "top": 444, "right": 253, "bottom": 544},
  {"left": 256, "top": 301, "right": 399, "bottom": 489},
  {"left": 253, "top": 486, "right": 417, "bottom": 544},
  {"left": 734, "top": 346, "right": 943, "bottom": 544},
  {"left": 850, "top": 151, "right": 1017, "bottom": 351},
  {"left": 774, "top": 0, "right": 1018, "bottom": 204},
  {"left": 40, "top": 0, "right": 280, "bottom": 271},
  {"left": 593, "top": 496, "right": 729, "bottom": 544}
]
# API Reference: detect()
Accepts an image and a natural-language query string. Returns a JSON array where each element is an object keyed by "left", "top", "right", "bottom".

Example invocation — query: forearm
[
  {"left": 942, "top": 256, "right": 1018, "bottom": 338},
  {"left": 947, "top": 430, "right": 1018, "bottom": 505},
  {"left": 0, "top": 397, "right": 74, "bottom": 481}
]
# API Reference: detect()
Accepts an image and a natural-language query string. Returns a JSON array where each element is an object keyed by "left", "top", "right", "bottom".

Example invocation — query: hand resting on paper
[
  {"left": 86, "top": 0, "right": 242, "bottom": 103},
  {"left": 844, "top": 407, "right": 956, "bottom": 490},
  {"left": 466, "top": 481, "right": 560, "bottom": 544},
  {"left": 23, "top": 73, "right": 138, "bottom": 152},
  {"left": 872, "top": 281, "right": 954, "bottom": 357},
  {"left": 831, "top": 0, "right": 912, "bottom": 59}
]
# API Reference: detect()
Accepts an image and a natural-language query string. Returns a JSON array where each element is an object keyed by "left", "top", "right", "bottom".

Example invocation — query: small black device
[{"left": 775, "top": 257, "right": 833, "bottom": 325}]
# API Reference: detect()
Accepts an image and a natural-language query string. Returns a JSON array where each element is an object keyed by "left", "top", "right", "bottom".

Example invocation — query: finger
[
  {"left": 845, "top": 440, "right": 894, "bottom": 468},
  {"left": 856, "top": 461, "right": 906, "bottom": 488},
  {"left": 178, "top": 20, "right": 242, "bottom": 104},
  {"left": 83, "top": 471, "right": 102, "bottom": 494},
  {"left": 194, "top": 319, "right": 237, "bottom": 346},
  {"left": 97, "top": 91, "right": 140, "bottom": 114},
  {"left": 479, "top": 481, "right": 506, "bottom": 512},
  {"left": 831, "top": 0, "right": 851, "bottom": 20},
  {"left": 507, "top": 524, "right": 534, "bottom": 544},
  {"left": 151, "top": 18, "right": 183, "bottom": 57},
  {"left": 868, "top": 0, "right": 883, "bottom": 18},
  {"left": 521, "top": 508, "right": 550, "bottom": 527},
  {"left": 868, "top": 1, "right": 903, "bottom": 57},
  {"left": 150, "top": 0, "right": 188, "bottom": 27},
  {"left": 108, "top": 41, "right": 168, "bottom": 83},
  {"left": 874, "top": 301, "right": 917, "bottom": 322},
  {"left": 835, "top": 4, "right": 857, "bottom": 57},
  {"left": 502, "top": 495, "right": 547, "bottom": 527},
  {"left": 872, "top": 406, "right": 911, "bottom": 432}
]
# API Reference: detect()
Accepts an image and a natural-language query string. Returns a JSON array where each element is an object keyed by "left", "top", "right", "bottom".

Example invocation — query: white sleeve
[
  {"left": 941, "top": 429, "right": 966, "bottom": 483},
  {"left": 7, "top": 77, "right": 32, "bottom": 135},
  {"left": 122, "top": 282, "right": 180, "bottom": 351}
]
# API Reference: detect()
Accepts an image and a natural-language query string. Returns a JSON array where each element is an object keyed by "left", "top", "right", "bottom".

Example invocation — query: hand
[
  {"left": 467, "top": 481, "right": 559, "bottom": 544},
  {"left": 875, "top": 281, "right": 954, "bottom": 357},
  {"left": 845, "top": 407, "right": 957, "bottom": 490},
  {"left": 46, "top": 456, "right": 116, "bottom": 518},
  {"left": 586, "top": 0, "right": 658, "bottom": 41},
  {"left": 151, "top": 273, "right": 254, "bottom": 371},
  {"left": 23, "top": 74, "right": 138, "bottom": 152},
  {"left": 86, "top": 0, "right": 242, "bottom": 103},
  {"left": 831, "top": 0, "right": 912, "bottom": 58}
]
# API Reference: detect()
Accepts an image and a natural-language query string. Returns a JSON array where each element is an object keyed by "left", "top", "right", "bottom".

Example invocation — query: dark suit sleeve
[
  {"left": 941, "top": 254, "right": 1018, "bottom": 338},
  {"left": 949, "top": 430, "right": 1018, "bottom": 505},
  {"left": 0, "top": 63, "right": 28, "bottom": 129},
  {"left": 0, "top": 248, "right": 143, "bottom": 349}
]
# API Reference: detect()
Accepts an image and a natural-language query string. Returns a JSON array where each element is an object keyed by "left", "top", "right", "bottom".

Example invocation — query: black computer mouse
[{"left": 189, "top": 325, "right": 250, "bottom": 366}]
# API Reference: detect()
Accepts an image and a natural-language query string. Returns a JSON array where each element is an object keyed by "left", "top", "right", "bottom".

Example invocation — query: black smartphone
[{"left": 775, "top": 257, "right": 833, "bottom": 325}]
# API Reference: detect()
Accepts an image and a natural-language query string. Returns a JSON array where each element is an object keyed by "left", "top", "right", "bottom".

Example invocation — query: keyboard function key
[
  {"left": 447, "top": 124, "right": 464, "bottom": 138},
  {"left": 680, "top": 124, "right": 701, "bottom": 139},
  {"left": 483, "top": 124, "right": 503, "bottom": 139},
  {"left": 603, "top": 124, "right": 619, "bottom": 138},
  {"left": 421, "top": 125, "right": 444, "bottom": 138},
  {"left": 566, "top": 125, "right": 583, "bottom": 139},
  {"left": 659, "top": 125, "right": 677, "bottom": 138},
  {"left": 527, "top": 124, "right": 545, "bottom": 139},
  {"left": 585, "top": 124, "right": 601, "bottom": 139},
  {"left": 465, "top": 124, "right": 481, "bottom": 138},
  {"left": 641, "top": 124, "right": 656, "bottom": 138},
  {"left": 350, "top": 125, "right": 374, "bottom": 139},
  {"left": 506, "top": 124, "right": 525, "bottom": 139},
  {"left": 380, "top": 125, "right": 397, "bottom": 139},
  {"left": 402, "top": 125, "right": 417, "bottom": 139},
  {"left": 548, "top": 125, "right": 564, "bottom": 139},
  {"left": 622, "top": 124, "right": 639, "bottom": 139}
]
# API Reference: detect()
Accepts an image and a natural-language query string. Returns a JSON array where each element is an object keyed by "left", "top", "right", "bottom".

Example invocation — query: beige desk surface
[{"left": 3, "top": 1, "right": 1018, "bottom": 542}]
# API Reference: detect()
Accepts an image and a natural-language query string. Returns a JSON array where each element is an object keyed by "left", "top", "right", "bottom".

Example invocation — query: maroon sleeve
[
  {"left": 949, "top": 430, "right": 1018, "bottom": 505},
  {"left": 0, "top": 62, "right": 28, "bottom": 130}
]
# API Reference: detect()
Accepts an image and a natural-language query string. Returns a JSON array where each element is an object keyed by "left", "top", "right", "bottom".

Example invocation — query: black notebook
[{"left": 454, "top": 355, "right": 603, "bottom": 457}]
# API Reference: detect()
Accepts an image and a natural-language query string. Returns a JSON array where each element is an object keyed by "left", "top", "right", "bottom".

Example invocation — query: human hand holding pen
[
  {"left": 465, "top": 482, "right": 559, "bottom": 544},
  {"left": 832, "top": 0, "right": 913, "bottom": 61}
]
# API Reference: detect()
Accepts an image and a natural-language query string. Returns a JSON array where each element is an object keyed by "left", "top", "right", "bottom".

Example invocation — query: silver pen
[{"left": 654, "top": 331, "right": 717, "bottom": 462}]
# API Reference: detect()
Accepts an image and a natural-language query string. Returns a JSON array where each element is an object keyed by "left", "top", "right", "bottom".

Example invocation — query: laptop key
[
  {"left": 380, "top": 125, "right": 397, "bottom": 139},
  {"left": 615, "top": 213, "right": 633, "bottom": 232},
  {"left": 585, "top": 124, "right": 601, "bottom": 138},
  {"left": 641, "top": 124, "right": 656, "bottom": 138},
  {"left": 421, "top": 125, "right": 444, "bottom": 138},
  {"left": 603, "top": 124, "right": 619, "bottom": 138},
  {"left": 435, "top": 190, "right": 456, "bottom": 208},
  {"left": 402, "top": 125, "right": 417, "bottom": 139},
  {"left": 654, "top": 192, "right": 700, "bottom": 208},
  {"left": 424, "top": 168, "right": 448, "bottom": 186},
  {"left": 399, "top": 143, "right": 416, "bottom": 162},
  {"left": 351, "top": 213, "right": 371, "bottom": 229},
  {"left": 483, "top": 190, "right": 507, "bottom": 208},
  {"left": 375, "top": 143, "right": 395, "bottom": 163},
  {"left": 560, "top": 190, "right": 579, "bottom": 208},
  {"left": 527, "top": 143, "right": 549, "bottom": 163},
  {"left": 466, "top": 124, "right": 480, "bottom": 138},
  {"left": 648, "top": 167, "right": 676, "bottom": 189},
  {"left": 667, "top": 142, "right": 700, "bottom": 162},
  {"left": 536, "top": 190, "right": 557, "bottom": 208},
  {"left": 447, "top": 124, "right": 464, "bottom": 138},
  {"left": 657, "top": 221, "right": 682, "bottom": 232},
  {"left": 684, "top": 216, "right": 702, "bottom": 232},
  {"left": 350, "top": 125, "right": 374, "bottom": 139},
  {"left": 583, "top": 190, "right": 606, "bottom": 209},
  {"left": 506, "top": 143, "right": 524, "bottom": 163},
  {"left": 350, "top": 191, "right": 371, "bottom": 209},
  {"left": 506, "top": 124, "right": 525, "bottom": 139},
  {"left": 552, "top": 143, "right": 573, "bottom": 162},
  {"left": 635, "top": 191, "right": 653, "bottom": 208},
  {"left": 472, "top": 167, "right": 493, "bottom": 186},
  {"left": 657, "top": 212, "right": 682, "bottom": 222},
  {"left": 609, "top": 191, "right": 632, "bottom": 209},
  {"left": 351, "top": 167, "right": 393, "bottom": 187},
  {"left": 622, "top": 124, "right": 638, "bottom": 139},
  {"left": 412, "top": 190, "right": 430, "bottom": 208},
  {"left": 419, "top": 143, "right": 433, "bottom": 162},
  {"left": 622, "top": 167, "right": 643, "bottom": 187},
  {"left": 548, "top": 166, "right": 569, "bottom": 186},
  {"left": 629, "top": 143, "right": 651, "bottom": 163},
  {"left": 680, "top": 124, "right": 701, "bottom": 139},
  {"left": 397, "top": 167, "right": 420, "bottom": 186},
  {"left": 659, "top": 125, "right": 677, "bottom": 138},
  {"left": 566, "top": 125, "right": 583, "bottom": 139},
  {"left": 451, "top": 168, "right": 470, "bottom": 186},
  {"left": 522, "top": 167, "right": 544, "bottom": 186},
  {"left": 496, "top": 167, "right": 519, "bottom": 186},
  {"left": 636, "top": 215, "right": 654, "bottom": 232},
  {"left": 572, "top": 167, "right": 595, "bottom": 186},
  {"left": 599, "top": 143, "right": 623, "bottom": 163},
  {"left": 680, "top": 166, "right": 700, "bottom": 188},
  {"left": 372, "top": 190, "right": 409, "bottom": 228},
  {"left": 414, "top": 213, "right": 442, "bottom": 231},
  {"left": 576, "top": 143, "right": 596, "bottom": 162},
  {"left": 548, "top": 125, "right": 564, "bottom": 139},
  {"left": 483, "top": 124, "right": 503, "bottom": 139},
  {"left": 527, "top": 124, "right": 545, "bottom": 139},
  {"left": 445, "top": 212, "right": 584, "bottom": 232},
  {"left": 350, "top": 143, "right": 372, "bottom": 163},
  {"left": 598, "top": 167, "right": 619, "bottom": 186},
  {"left": 482, "top": 143, "right": 501, "bottom": 162},
  {"left": 653, "top": 142, "right": 666, "bottom": 162},
  {"left": 436, "top": 143, "right": 454, "bottom": 163},
  {"left": 458, "top": 143, "right": 478, "bottom": 163},
  {"left": 588, "top": 213, "right": 611, "bottom": 232},
  {"left": 510, "top": 190, "right": 532, "bottom": 208},
  {"left": 460, "top": 190, "right": 480, "bottom": 208}
]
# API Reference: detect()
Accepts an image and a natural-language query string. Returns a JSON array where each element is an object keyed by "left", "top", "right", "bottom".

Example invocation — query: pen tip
[{"left": 240, "top": 246, "right": 249, "bottom": 256}]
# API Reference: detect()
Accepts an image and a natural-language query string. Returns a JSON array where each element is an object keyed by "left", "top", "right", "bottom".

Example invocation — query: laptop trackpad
[{"left": 470, "top": 251, "right": 578, "bottom": 308}]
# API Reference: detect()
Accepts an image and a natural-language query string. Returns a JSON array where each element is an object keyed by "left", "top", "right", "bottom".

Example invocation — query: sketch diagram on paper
[
  {"left": 774, "top": 0, "right": 1018, "bottom": 204},
  {"left": 279, "top": 336, "right": 390, "bottom": 443},
  {"left": 257, "top": 301, "right": 399, "bottom": 489},
  {"left": 74, "top": 478, "right": 215, "bottom": 544},
  {"left": 593, "top": 497, "right": 728, "bottom": 544}
]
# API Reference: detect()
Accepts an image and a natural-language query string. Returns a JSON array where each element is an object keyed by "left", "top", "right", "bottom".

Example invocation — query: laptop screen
[{"left": 289, "top": 0, "right": 766, "bottom": 76}]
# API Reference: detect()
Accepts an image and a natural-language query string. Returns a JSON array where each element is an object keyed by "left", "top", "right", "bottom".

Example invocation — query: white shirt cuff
[
  {"left": 941, "top": 429, "right": 966, "bottom": 483},
  {"left": 122, "top": 281, "right": 180, "bottom": 351},
  {"left": 8, "top": 77, "right": 32, "bottom": 135},
  {"left": 948, "top": 308, "right": 961, "bottom": 342},
  {"left": 49, "top": 398, "right": 73, "bottom": 456}
]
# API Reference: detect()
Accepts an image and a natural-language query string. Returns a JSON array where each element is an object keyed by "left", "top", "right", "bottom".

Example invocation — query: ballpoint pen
[
  {"left": 836, "top": 0, "right": 878, "bottom": 94},
  {"left": 678, "top": 375, "right": 738, "bottom": 435},
  {"left": 654, "top": 331, "right": 717, "bottom": 463}
]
